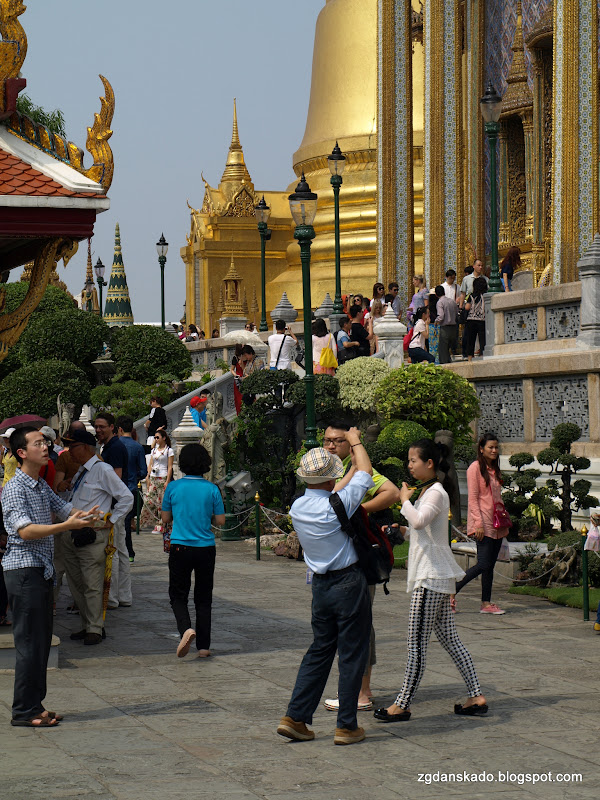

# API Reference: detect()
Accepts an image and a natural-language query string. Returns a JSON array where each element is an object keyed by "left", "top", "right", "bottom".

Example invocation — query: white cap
[{"left": 0, "top": 427, "right": 16, "bottom": 439}]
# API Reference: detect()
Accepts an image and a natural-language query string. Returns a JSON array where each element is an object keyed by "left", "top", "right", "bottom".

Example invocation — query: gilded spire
[
  {"left": 103, "top": 222, "right": 134, "bottom": 326},
  {"left": 502, "top": 2, "right": 532, "bottom": 115},
  {"left": 220, "top": 98, "right": 253, "bottom": 188},
  {"left": 85, "top": 238, "right": 93, "bottom": 284}
]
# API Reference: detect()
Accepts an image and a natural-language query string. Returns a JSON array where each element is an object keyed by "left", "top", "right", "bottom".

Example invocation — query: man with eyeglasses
[
  {"left": 1, "top": 426, "right": 101, "bottom": 727},
  {"left": 322, "top": 420, "right": 401, "bottom": 713}
]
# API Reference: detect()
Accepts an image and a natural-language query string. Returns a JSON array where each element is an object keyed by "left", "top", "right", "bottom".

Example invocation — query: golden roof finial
[
  {"left": 220, "top": 98, "right": 252, "bottom": 188},
  {"left": 501, "top": 1, "right": 532, "bottom": 116},
  {"left": 85, "top": 238, "right": 93, "bottom": 283}
]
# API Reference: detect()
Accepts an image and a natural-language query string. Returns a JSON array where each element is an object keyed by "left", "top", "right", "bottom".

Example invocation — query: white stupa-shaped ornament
[{"left": 270, "top": 292, "right": 298, "bottom": 324}]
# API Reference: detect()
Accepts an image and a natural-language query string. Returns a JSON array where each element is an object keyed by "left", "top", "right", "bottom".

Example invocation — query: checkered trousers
[{"left": 395, "top": 587, "right": 481, "bottom": 709}]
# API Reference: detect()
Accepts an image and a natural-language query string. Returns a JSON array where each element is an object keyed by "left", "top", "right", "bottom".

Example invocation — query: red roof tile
[{"left": 0, "top": 149, "right": 101, "bottom": 198}]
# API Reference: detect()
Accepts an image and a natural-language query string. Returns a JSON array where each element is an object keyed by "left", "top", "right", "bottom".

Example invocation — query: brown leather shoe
[
  {"left": 334, "top": 726, "right": 366, "bottom": 745},
  {"left": 276, "top": 716, "right": 315, "bottom": 741},
  {"left": 84, "top": 633, "right": 102, "bottom": 646}
]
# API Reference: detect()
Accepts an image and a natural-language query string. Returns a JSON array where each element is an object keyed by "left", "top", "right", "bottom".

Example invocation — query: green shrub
[
  {"left": 0, "top": 359, "right": 90, "bottom": 419},
  {"left": 337, "top": 357, "right": 391, "bottom": 421},
  {"left": 19, "top": 309, "right": 108, "bottom": 377},
  {"left": 286, "top": 374, "right": 342, "bottom": 419},
  {"left": 547, "top": 530, "right": 581, "bottom": 553},
  {"left": 377, "top": 420, "right": 430, "bottom": 460},
  {"left": 111, "top": 325, "right": 192, "bottom": 383},
  {"left": 374, "top": 364, "right": 479, "bottom": 453}
]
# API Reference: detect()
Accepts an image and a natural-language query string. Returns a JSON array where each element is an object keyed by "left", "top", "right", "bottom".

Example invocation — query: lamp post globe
[
  {"left": 156, "top": 233, "right": 168, "bottom": 329},
  {"left": 328, "top": 141, "right": 346, "bottom": 315},
  {"left": 480, "top": 83, "right": 503, "bottom": 294},
  {"left": 289, "top": 173, "right": 319, "bottom": 450},
  {"left": 254, "top": 196, "right": 271, "bottom": 332},
  {"left": 94, "top": 257, "right": 106, "bottom": 317}
]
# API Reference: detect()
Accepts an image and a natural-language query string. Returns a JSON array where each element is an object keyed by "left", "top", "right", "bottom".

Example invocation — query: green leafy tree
[
  {"left": 286, "top": 374, "right": 342, "bottom": 421},
  {"left": 374, "top": 364, "right": 479, "bottom": 455},
  {"left": 110, "top": 325, "right": 193, "bottom": 383},
  {"left": 90, "top": 380, "right": 174, "bottom": 421},
  {"left": 365, "top": 420, "right": 430, "bottom": 487},
  {"left": 19, "top": 309, "right": 108, "bottom": 379},
  {"left": 1, "top": 282, "right": 76, "bottom": 315},
  {"left": 537, "top": 423, "right": 598, "bottom": 532},
  {"left": 0, "top": 360, "right": 90, "bottom": 419}
]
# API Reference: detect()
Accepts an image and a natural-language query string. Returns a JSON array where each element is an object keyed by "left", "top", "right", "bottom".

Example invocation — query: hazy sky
[{"left": 12, "top": 0, "right": 324, "bottom": 322}]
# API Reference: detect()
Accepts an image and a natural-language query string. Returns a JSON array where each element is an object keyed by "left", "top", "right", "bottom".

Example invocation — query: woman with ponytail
[
  {"left": 374, "top": 439, "right": 487, "bottom": 722},
  {"left": 454, "top": 432, "right": 508, "bottom": 614}
]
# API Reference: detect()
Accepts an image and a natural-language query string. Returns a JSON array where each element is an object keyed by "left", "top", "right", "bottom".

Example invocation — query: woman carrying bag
[
  {"left": 312, "top": 318, "right": 338, "bottom": 376},
  {"left": 454, "top": 432, "right": 510, "bottom": 615}
]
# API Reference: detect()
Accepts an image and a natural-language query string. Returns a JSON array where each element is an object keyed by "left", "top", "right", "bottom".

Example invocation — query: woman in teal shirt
[{"left": 161, "top": 444, "right": 225, "bottom": 658}]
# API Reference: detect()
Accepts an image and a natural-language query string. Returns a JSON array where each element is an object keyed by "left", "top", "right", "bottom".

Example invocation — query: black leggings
[{"left": 455, "top": 536, "right": 502, "bottom": 603}]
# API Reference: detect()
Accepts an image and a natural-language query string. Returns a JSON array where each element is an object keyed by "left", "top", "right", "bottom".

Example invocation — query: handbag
[
  {"left": 492, "top": 501, "right": 511, "bottom": 529},
  {"left": 329, "top": 494, "right": 394, "bottom": 594},
  {"left": 294, "top": 347, "right": 305, "bottom": 368},
  {"left": 319, "top": 335, "right": 338, "bottom": 369}
]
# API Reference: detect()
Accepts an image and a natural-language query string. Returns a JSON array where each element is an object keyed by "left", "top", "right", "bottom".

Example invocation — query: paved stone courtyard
[{"left": 1, "top": 533, "right": 598, "bottom": 800}]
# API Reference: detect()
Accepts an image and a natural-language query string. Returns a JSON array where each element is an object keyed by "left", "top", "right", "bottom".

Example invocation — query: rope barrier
[
  {"left": 211, "top": 507, "right": 254, "bottom": 533},
  {"left": 260, "top": 506, "right": 293, "bottom": 536}
]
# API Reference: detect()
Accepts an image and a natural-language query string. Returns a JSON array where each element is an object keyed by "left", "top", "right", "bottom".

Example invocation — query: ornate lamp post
[
  {"left": 480, "top": 83, "right": 503, "bottom": 293},
  {"left": 254, "top": 196, "right": 271, "bottom": 332},
  {"left": 94, "top": 257, "right": 106, "bottom": 317},
  {"left": 289, "top": 173, "right": 319, "bottom": 449},
  {"left": 156, "top": 233, "right": 168, "bottom": 329},
  {"left": 328, "top": 141, "right": 346, "bottom": 315}
]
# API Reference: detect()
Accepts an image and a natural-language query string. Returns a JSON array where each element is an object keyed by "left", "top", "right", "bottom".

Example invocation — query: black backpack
[{"left": 329, "top": 494, "right": 394, "bottom": 594}]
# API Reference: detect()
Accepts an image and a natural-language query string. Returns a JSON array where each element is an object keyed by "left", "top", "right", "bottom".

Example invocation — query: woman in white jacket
[{"left": 374, "top": 439, "right": 488, "bottom": 722}]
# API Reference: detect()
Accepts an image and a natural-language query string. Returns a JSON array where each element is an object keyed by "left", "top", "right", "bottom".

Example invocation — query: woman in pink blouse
[{"left": 454, "top": 433, "right": 509, "bottom": 614}]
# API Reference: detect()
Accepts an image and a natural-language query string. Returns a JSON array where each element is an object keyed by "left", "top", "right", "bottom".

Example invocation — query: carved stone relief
[
  {"left": 534, "top": 376, "right": 589, "bottom": 440},
  {"left": 504, "top": 308, "right": 537, "bottom": 342},
  {"left": 505, "top": 117, "right": 527, "bottom": 245},
  {"left": 545, "top": 303, "right": 580, "bottom": 339},
  {"left": 476, "top": 381, "right": 525, "bottom": 441}
]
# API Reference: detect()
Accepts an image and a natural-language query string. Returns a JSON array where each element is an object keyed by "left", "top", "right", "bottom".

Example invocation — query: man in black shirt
[
  {"left": 348, "top": 304, "right": 371, "bottom": 356},
  {"left": 144, "top": 396, "right": 168, "bottom": 447}
]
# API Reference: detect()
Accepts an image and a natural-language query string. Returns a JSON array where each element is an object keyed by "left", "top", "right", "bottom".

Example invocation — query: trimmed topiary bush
[
  {"left": 90, "top": 380, "right": 174, "bottom": 421},
  {"left": 337, "top": 357, "right": 391, "bottom": 423},
  {"left": 376, "top": 420, "right": 430, "bottom": 461},
  {"left": 286, "top": 374, "right": 342, "bottom": 419},
  {"left": 1, "top": 282, "right": 76, "bottom": 315},
  {"left": 0, "top": 359, "right": 90, "bottom": 419},
  {"left": 19, "top": 309, "right": 108, "bottom": 378},
  {"left": 374, "top": 364, "right": 479, "bottom": 454},
  {"left": 110, "top": 325, "right": 193, "bottom": 383}
]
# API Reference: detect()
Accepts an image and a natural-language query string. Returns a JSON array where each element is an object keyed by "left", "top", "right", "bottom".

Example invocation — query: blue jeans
[{"left": 286, "top": 564, "right": 371, "bottom": 730}]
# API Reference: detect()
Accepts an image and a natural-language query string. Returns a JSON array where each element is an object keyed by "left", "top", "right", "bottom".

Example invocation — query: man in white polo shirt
[
  {"left": 268, "top": 319, "right": 298, "bottom": 371},
  {"left": 277, "top": 431, "right": 374, "bottom": 746}
]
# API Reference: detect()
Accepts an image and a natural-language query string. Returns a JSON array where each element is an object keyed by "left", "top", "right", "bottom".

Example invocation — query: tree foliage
[
  {"left": 0, "top": 360, "right": 90, "bottom": 419},
  {"left": 90, "top": 380, "right": 174, "bottom": 421},
  {"left": 19, "top": 309, "right": 108, "bottom": 378},
  {"left": 286, "top": 374, "right": 342, "bottom": 420},
  {"left": 16, "top": 94, "right": 67, "bottom": 137},
  {"left": 110, "top": 325, "right": 193, "bottom": 383},
  {"left": 337, "top": 357, "right": 391, "bottom": 423},
  {"left": 1, "top": 282, "right": 76, "bottom": 316}
]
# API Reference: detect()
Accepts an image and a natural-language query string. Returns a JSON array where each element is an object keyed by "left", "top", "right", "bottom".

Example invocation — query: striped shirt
[{"left": 1, "top": 468, "right": 72, "bottom": 580}]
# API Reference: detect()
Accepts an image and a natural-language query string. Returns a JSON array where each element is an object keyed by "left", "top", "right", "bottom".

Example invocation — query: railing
[{"left": 133, "top": 372, "right": 236, "bottom": 439}]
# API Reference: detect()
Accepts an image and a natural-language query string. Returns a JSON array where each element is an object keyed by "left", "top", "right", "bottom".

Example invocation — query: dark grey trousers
[{"left": 4, "top": 567, "right": 54, "bottom": 721}]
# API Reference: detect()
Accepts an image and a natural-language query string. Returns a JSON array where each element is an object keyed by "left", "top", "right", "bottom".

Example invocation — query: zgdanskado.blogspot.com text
[{"left": 417, "top": 771, "right": 582, "bottom": 786}]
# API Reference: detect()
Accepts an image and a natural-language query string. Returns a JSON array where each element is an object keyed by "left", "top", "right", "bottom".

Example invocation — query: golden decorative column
[
  {"left": 552, "top": 0, "right": 599, "bottom": 283},
  {"left": 498, "top": 129, "right": 510, "bottom": 248},
  {"left": 521, "top": 110, "right": 534, "bottom": 244},
  {"left": 464, "top": 0, "right": 486, "bottom": 260},
  {"left": 423, "top": 0, "right": 463, "bottom": 288}
]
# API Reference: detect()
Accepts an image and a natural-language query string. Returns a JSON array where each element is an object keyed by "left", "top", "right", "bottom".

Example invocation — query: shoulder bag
[
  {"left": 319, "top": 334, "right": 338, "bottom": 369},
  {"left": 329, "top": 494, "right": 394, "bottom": 594},
  {"left": 273, "top": 334, "right": 288, "bottom": 370},
  {"left": 490, "top": 485, "right": 511, "bottom": 529}
]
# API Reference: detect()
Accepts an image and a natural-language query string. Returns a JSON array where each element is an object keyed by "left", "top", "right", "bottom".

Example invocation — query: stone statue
[
  {"left": 435, "top": 429, "right": 461, "bottom": 526},
  {"left": 57, "top": 395, "right": 75, "bottom": 438},
  {"left": 201, "top": 391, "right": 235, "bottom": 483}
]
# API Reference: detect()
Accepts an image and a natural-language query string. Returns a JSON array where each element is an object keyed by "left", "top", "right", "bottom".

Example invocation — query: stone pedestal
[
  {"left": 79, "top": 406, "right": 96, "bottom": 436},
  {"left": 171, "top": 407, "right": 202, "bottom": 479},
  {"left": 219, "top": 316, "right": 247, "bottom": 336},
  {"left": 483, "top": 293, "right": 495, "bottom": 357},
  {"left": 577, "top": 234, "right": 600, "bottom": 350},
  {"left": 315, "top": 293, "right": 334, "bottom": 319},
  {"left": 374, "top": 304, "right": 407, "bottom": 368}
]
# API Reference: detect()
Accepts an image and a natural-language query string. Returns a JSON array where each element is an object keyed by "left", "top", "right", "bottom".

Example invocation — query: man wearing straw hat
[
  {"left": 61, "top": 429, "right": 133, "bottom": 646},
  {"left": 277, "top": 429, "right": 374, "bottom": 746}
]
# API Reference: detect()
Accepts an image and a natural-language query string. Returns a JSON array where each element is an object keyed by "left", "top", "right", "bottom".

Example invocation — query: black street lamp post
[
  {"left": 254, "top": 197, "right": 272, "bottom": 332},
  {"left": 328, "top": 141, "right": 346, "bottom": 315},
  {"left": 156, "top": 233, "right": 168, "bottom": 329},
  {"left": 94, "top": 257, "right": 106, "bottom": 317},
  {"left": 289, "top": 173, "right": 319, "bottom": 450}
]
